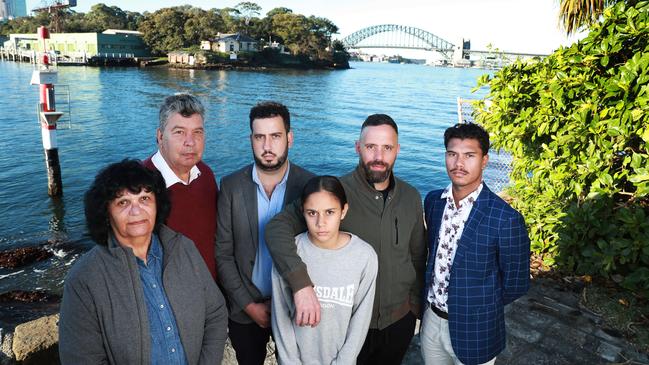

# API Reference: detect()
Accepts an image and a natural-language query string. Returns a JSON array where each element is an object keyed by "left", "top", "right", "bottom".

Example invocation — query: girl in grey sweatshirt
[{"left": 271, "top": 176, "right": 378, "bottom": 365}]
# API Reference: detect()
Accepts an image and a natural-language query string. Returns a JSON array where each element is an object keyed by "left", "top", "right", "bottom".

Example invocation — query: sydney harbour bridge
[{"left": 340, "top": 24, "right": 546, "bottom": 67}]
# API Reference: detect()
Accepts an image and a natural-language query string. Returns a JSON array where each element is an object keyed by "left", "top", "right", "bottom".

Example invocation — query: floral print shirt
[{"left": 427, "top": 182, "right": 483, "bottom": 312}]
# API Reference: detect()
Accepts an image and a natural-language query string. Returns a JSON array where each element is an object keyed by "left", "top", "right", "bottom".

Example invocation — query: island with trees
[{"left": 0, "top": 2, "right": 350, "bottom": 69}]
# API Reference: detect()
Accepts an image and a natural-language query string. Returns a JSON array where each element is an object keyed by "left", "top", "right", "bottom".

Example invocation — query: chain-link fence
[{"left": 457, "top": 97, "right": 512, "bottom": 193}]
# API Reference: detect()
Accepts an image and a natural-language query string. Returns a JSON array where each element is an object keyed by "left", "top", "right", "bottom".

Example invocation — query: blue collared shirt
[
  {"left": 136, "top": 235, "right": 188, "bottom": 365},
  {"left": 251, "top": 162, "right": 290, "bottom": 298}
]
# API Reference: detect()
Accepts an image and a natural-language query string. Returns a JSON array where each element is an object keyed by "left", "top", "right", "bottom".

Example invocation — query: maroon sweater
[{"left": 144, "top": 157, "right": 218, "bottom": 279}]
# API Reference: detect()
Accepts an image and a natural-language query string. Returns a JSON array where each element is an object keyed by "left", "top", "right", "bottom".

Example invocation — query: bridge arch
[{"left": 341, "top": 24, "right": 455, "bottom": 55}]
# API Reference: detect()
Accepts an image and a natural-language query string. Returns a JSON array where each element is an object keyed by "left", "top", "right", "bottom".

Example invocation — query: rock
[
  {"left": 1, "top": 331, "right": 15, "bottom": 365},
  {"left": 0, "top": 247, "right": 52, "bottom": 269},
  {"left": 596, "top": 341, "right": 623, "bottom": 362},
  {"left": 0, "top": 291, "right": 59, "bottom": 304},
  {"left": 402, "top": 333, "right": 423, "bottom": 365},
  {"left": 11, "top": 314, "right": 59, "bottom": 364},
  {"left": 222, "top": 338, "right": 237, "bottom": 365},
  {"left": 220, "top": 338, "right": 277, "bottom": 365},
  {"left": 264, "top": 340, "right": 277, "bottom": 365}
]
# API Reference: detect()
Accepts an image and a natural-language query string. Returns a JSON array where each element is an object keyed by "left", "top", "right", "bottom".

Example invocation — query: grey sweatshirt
[{"left": 271, "top": 232, "right": 378, "bottom": 365}]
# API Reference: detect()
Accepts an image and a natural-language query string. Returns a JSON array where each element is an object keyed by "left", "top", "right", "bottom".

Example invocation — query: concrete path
[{"left": 403, "top": 278, "right": 649, "bottom": 365}]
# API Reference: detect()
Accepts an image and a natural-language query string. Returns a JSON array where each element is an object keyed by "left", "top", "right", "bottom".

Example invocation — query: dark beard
[
  {"left": 254, "top": 149, "right": 288, "bottom": 171},
  {"left": 361, "top": 159, "right": 392, "bottom": 184}
]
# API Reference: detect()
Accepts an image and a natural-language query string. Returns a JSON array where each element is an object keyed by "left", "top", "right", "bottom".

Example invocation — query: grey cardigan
[{"left": 59, "top": 225, "right": 228, "bottom": 364}]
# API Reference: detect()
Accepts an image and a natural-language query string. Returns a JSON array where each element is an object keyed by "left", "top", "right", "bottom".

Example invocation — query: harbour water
[{"left": 0, "top": 61, "right": 489, "bottom": 323}]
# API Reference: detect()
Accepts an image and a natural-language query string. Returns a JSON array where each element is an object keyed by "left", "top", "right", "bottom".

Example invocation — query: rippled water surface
[{"left": 0, "top": 61, "right": 489, "bottom": 297}]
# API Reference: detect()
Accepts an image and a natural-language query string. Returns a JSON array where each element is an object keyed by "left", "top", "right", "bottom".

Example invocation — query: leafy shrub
[{"left": 474, "top": 1, "right": 649, "bottom": 292}]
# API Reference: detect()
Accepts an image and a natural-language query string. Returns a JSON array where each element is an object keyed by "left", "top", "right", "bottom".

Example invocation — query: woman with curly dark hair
[{"left": 59, "top": 159, "right": 228, "bottom": 365}]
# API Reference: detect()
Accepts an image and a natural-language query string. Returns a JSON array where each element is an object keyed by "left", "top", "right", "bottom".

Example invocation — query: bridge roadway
[{"left": 466, "top": 49, "right": 548, "bottom": 58}]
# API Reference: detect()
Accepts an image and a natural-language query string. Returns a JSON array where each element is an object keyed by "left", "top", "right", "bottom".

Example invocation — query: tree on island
[
  {"left": 236, "top": 1, "right": 262, "bottom": 26},
  {"left": 138, "top": 8, "right": 190, "bottom": 54},
  {"left": 0, "top": 11, "right": 50, "bottom": 34},
  {"left": 0, "top": 3, "right": 142, "bottom": 34},
  {"left": 252, "top": 7, "right": 293, "bottom": 45},
  {"left": 83, "top": 4, "right": 142, "bottom": 32},
  {"left": 136, "top": 2, "right": 344, "bottom": 62},
  {"left": 271, "top": 13, "right": 338, "bottom": 59},
  {"left": 183, "top": 9, "right": 224, "bottom": 46},
  {"left": 138, "top": 6, "right": 226, "bottom": 54}
]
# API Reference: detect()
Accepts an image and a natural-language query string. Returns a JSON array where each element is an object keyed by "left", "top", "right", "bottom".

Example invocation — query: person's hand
[
  {"left": 244, "top": 302, "right": 271, "bottom": 328},
  {"left": 293, "top": 286, "right": 320, "bottom": 327}
]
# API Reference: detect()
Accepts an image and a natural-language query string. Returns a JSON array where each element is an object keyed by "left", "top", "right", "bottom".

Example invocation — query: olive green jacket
[{"left": 266, "top": 164, "right": 427, "bottom": 330}]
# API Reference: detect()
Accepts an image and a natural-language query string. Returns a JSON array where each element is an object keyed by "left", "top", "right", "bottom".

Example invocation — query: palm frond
[{"left": 558, "top": 0, "right": 608, "bottom": 35}]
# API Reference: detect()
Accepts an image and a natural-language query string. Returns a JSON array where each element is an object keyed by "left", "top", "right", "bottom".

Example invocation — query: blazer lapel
[
  {"left": 242, "top": 165, "right": 259, "bottom": 249},
  {"left": 452, "top": 186, "right": 491, "bottom": 268},
  {"left": 431, "top": 193, "right": 446, "bottom": 253},
  {"left": 283, "top": 167, "right": 299, "bottom": 206}
]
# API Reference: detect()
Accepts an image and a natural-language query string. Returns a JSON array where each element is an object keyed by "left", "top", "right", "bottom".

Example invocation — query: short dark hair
[
  {"left": 444, "top": 123, "right": 490, "bottom": 155},
  {"left": 249, "top": 101, "right": 290, "bottom": 132},
  {"left": 361, "top": 114, "right": 398, "bottom": 135},
  {"left": 301, "top": 176, "right": 347, "bottom": 209},
  {"left": 159, "top": 93, "right": 205, "bottom": 131},
  {"left": 84, "top": 159, "right": 171, "bottom": 246}
]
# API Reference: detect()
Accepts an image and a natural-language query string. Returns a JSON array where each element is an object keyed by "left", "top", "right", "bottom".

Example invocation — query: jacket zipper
[{"left": 395, "top": 217, "right": 399, "bottom": 245}]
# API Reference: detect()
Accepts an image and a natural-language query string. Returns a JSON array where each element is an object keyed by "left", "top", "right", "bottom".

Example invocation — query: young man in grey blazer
[{"left": 215, "top": 102, "right": 314, "bottom": 365}]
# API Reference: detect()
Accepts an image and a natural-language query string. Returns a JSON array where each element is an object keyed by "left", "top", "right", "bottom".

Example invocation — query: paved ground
[
  {"left": 235, "top": 277, "right": 648, "bottom": 365},
  {"left": 403, "top": 277, "right": 649, "bottom": 365},
  {"left": 3, "top": 277, "right": 647, "bottom": 364}
]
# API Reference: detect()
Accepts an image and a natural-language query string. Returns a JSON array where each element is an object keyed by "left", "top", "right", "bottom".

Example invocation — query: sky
[{"left": 26, "top": 0, "right": 583, "bottom": 55}]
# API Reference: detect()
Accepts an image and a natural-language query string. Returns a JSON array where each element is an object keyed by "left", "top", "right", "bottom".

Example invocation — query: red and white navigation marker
[{"left": 30, "top": 26, "right": 64, "bottom": 197}]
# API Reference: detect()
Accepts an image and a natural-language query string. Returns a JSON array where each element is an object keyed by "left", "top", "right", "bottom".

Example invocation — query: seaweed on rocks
[{"left": 0, "top": 247, "right": 53, "bottom": 269}]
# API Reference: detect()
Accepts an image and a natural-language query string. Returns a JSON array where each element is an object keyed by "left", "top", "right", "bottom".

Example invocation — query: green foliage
[
  {"left": 332, "top": 39, "right": 347, "bottom": 53},
  {"left": 235, "top": 2, "right": 262, "bottom": 25},
  {"left": 83, "top": 4, "right": 142, "bottom": 32},
  {"left": 218, "top": 7, "right": 244, "bottom": 34},
  {"left": 0, "top": 11, "right": 57, "bottom": 34},
  {"left": 138, "top": 6, "right": 226, "bottom": 56},
  {"left": 0, "top": 2, "right": 346, "bottom": 64},
  {"left": 474, "top": 1, "right": 649, "bottom": 293},
  {"left": 271, "top": 13, "right": 338, "bottom": 59},
  {"left": 136, "top": 2, "right": 341, "bottom": 60},
  {"left": 139, "top": 8, "right": 189, "bottom": 55},
  {"left": 0, "top": 4, "right": 141, "bottom": 35}
]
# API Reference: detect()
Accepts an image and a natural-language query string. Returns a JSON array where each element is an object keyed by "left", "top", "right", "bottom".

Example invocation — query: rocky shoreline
[
  {"left": 1, "top": 314, "right": 60, "bottom": 365},
  {"left": 0, "top": 244, "right": 62, "bottom": 364},
  {"left": 0, "top": 247, "right": 53, "bottom": 270},
  {"left": 166, "top": 61, "right": 350, "bottom": 72}
]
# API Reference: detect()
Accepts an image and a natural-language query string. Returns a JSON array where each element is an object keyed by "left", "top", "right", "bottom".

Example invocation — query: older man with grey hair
[{"left": 144, "top": 93, "right": 219, "bottom": 279}]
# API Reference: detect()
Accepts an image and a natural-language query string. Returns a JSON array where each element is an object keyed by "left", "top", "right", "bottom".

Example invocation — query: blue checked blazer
[{"left": 423, "top": 184, "right": 530, "bottom": 365}]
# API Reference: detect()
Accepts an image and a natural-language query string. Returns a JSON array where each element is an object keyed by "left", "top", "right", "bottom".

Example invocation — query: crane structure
[{"left": 31, "top": 0, "right": 77, "bottom": 33}]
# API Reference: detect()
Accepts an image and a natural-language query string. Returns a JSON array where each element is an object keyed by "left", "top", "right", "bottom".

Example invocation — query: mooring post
[{"left": 31, "top": 26, "right": 64, "bottom": 197}]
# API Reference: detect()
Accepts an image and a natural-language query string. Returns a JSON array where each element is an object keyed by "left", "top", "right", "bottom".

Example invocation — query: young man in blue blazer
[{"left": 421, "top": 123, "right": 530, "bottom": 365}]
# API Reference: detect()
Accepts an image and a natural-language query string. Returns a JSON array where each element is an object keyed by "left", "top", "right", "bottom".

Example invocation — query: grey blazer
[{"left": 216, "top": 162, "right": 314, "bottom": 323}]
